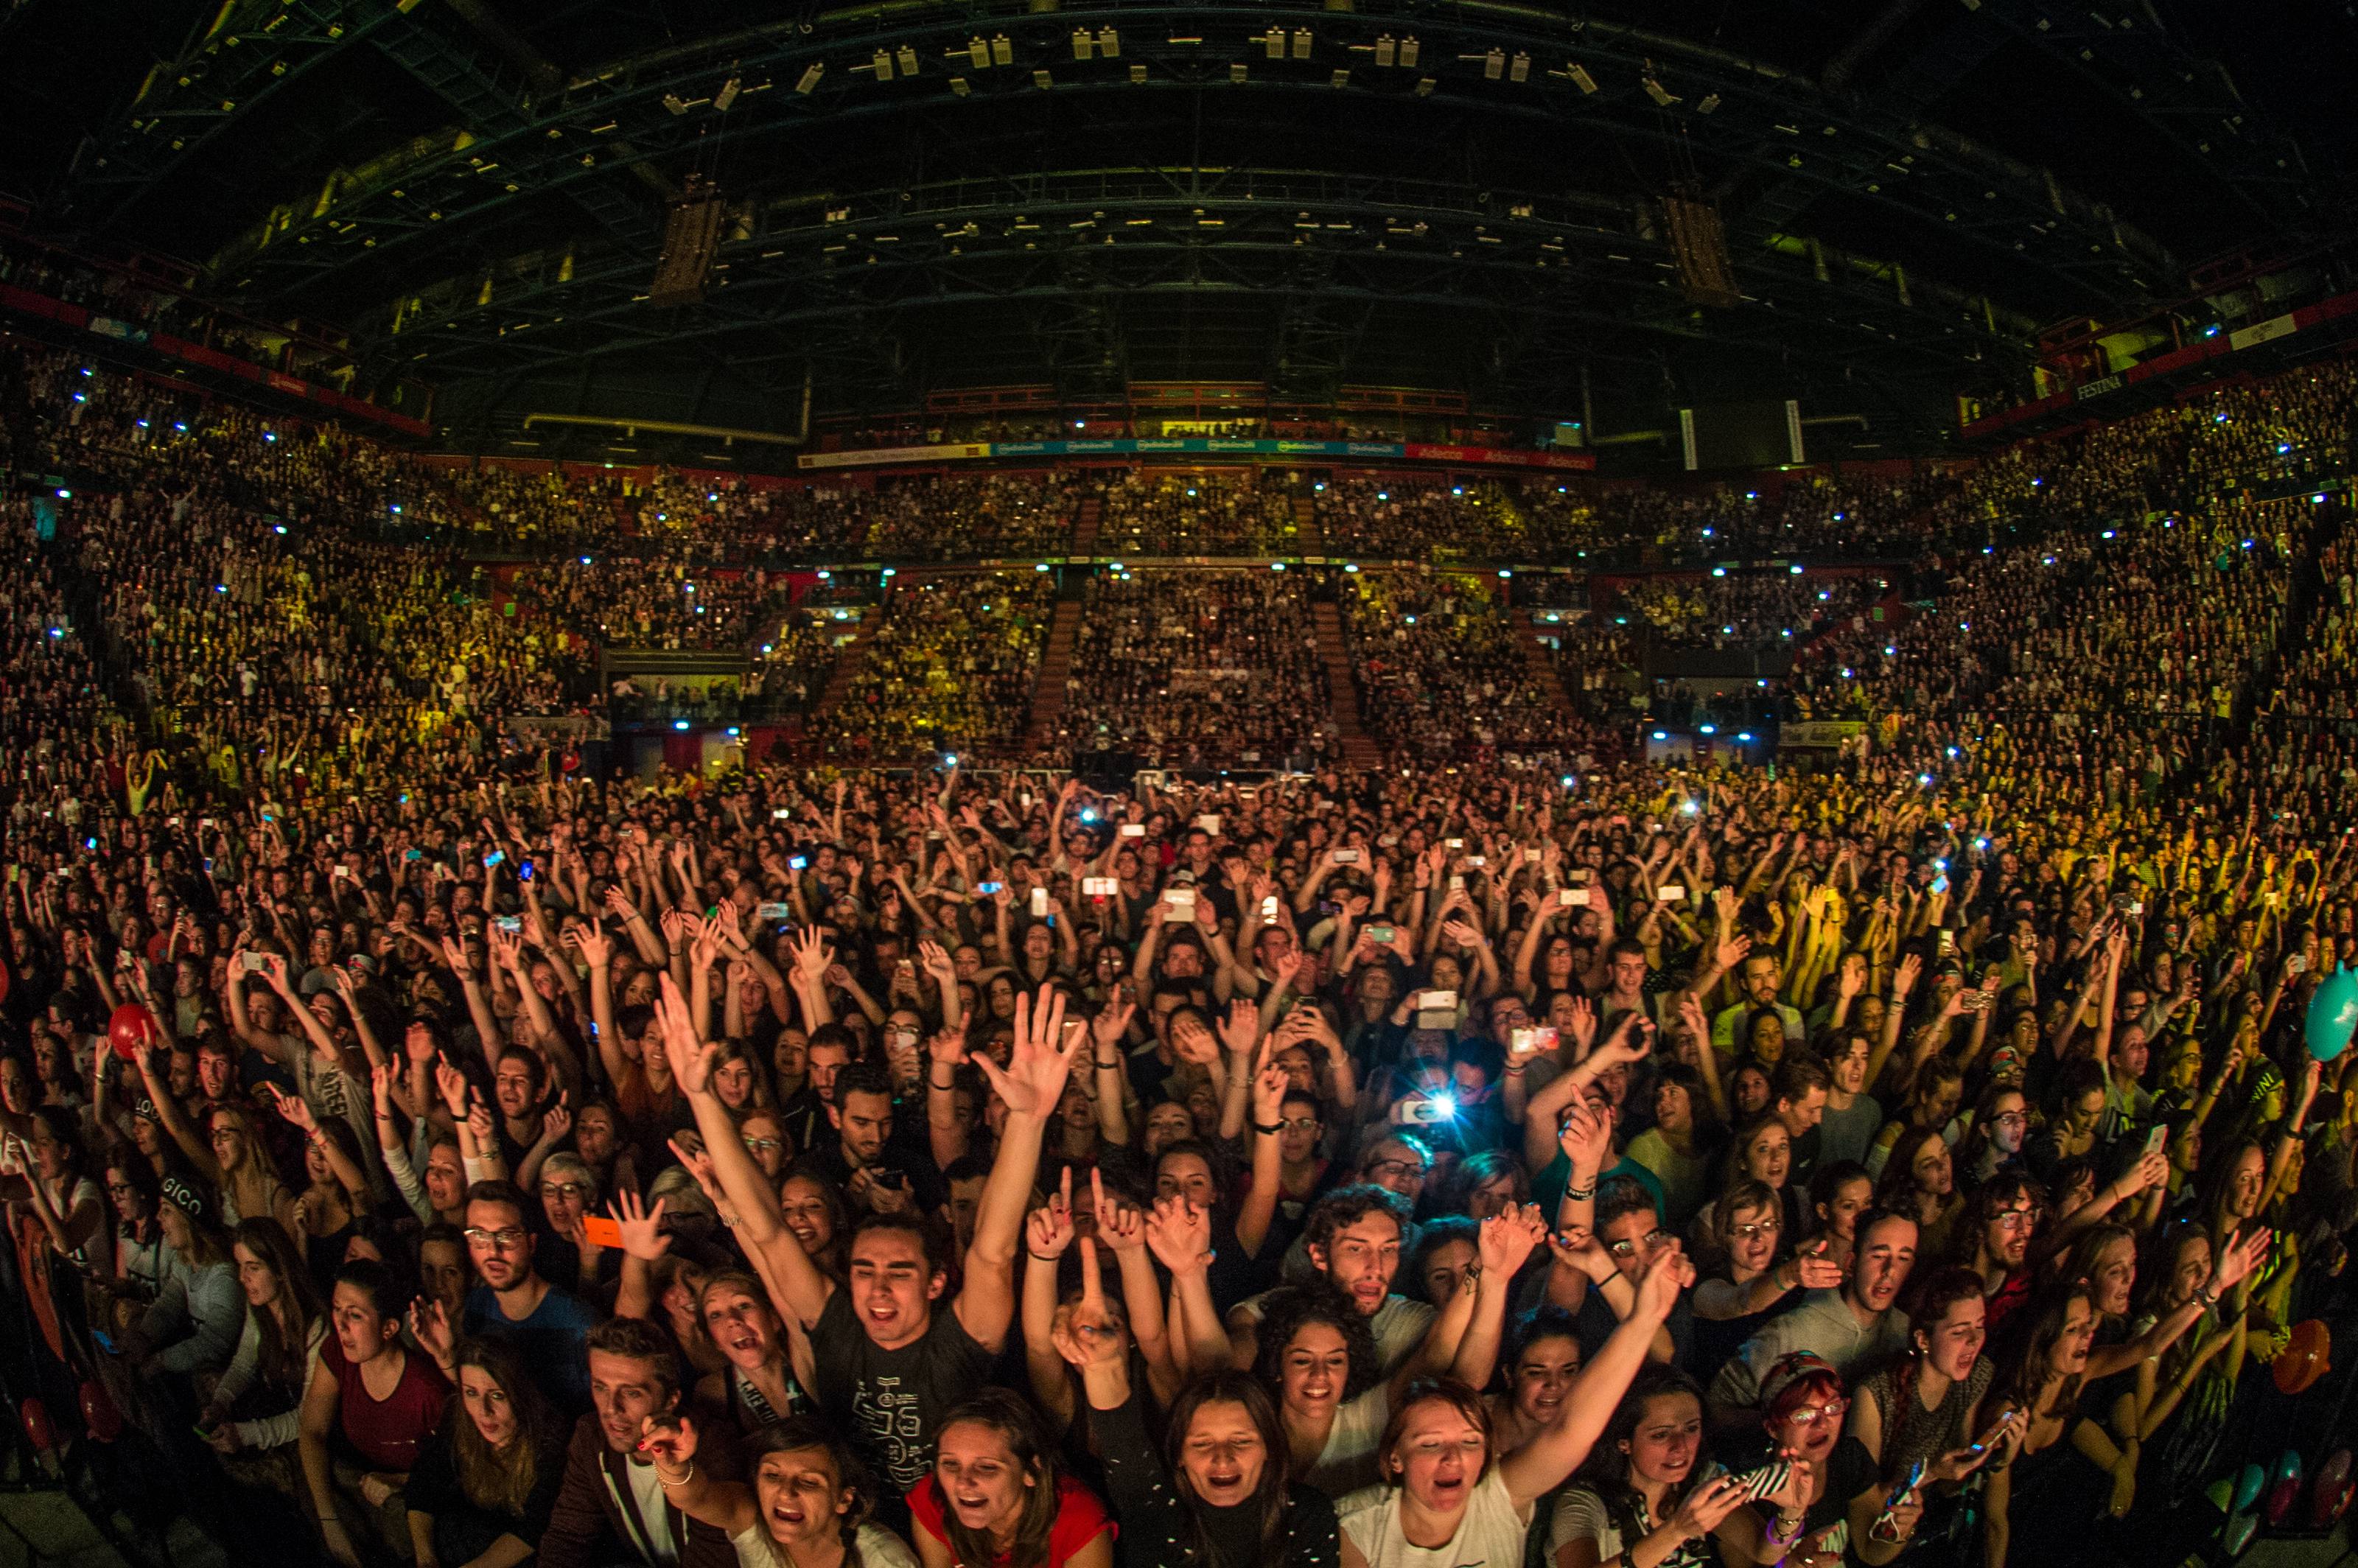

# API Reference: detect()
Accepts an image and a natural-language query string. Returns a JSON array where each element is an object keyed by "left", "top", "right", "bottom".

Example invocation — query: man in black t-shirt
[{"left": 668, "top": 973, "right": 1075, "bottom": 1495}]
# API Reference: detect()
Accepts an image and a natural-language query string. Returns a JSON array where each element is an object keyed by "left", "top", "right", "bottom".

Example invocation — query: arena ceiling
[{"left": 1, "top": 0, "right": 2347, "bottom": 452}]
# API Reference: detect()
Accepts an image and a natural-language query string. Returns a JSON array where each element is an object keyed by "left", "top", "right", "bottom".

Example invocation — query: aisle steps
[
  {"left": 1022, "top": 599, "right": 1085, "bottom": 749},
  {"left": 1312, "top": 602, "right": 1383, "bottom": 766}
]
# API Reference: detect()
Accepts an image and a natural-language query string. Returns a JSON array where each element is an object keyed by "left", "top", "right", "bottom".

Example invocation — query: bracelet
[
  {"left": 1027, "top": 1251, "right": 1062, "bottom": 1262},
  {"left": 1502, "top": 1064, "right": 1526, "bottom": 1077},
  {"left": 1253, "top": 1120, "right": 1284, "bottom": 1135},
  {"left": 654, "top": 1463, "right": 693, "bottom": 1487},
  {"left": 1094, "top": 1057, "right": 1122, "bottom": 1069},
  {"left": 2191, "top": 1281, "right": 2219, "bottom": 1310},
  {"left": 929, "top": 1077, "right": 956, "bottom": 1091},
  {"left": 1564, "top": 1181, "right": 1598, "bottom": 1203}
]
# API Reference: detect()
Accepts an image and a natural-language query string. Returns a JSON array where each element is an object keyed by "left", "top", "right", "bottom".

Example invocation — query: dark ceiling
[{"left": 1, "top": 0, "right": 2347, "bottom": 454}]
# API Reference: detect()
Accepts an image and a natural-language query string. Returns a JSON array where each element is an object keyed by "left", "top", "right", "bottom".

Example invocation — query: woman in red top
[{"left": 908, "top": 1389, "right": 1114, "bottom": 1568}]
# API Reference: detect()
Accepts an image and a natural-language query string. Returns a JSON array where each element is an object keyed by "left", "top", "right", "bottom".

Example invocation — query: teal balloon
[
  {"left": 2235, "top": 1462, "right": 2267, "bottom": 1511},
  {"left": 2306, "top": 964, "right": 2358, "bottom": 1061}
]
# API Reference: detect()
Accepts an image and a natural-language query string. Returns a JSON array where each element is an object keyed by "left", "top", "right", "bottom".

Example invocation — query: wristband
[
  {"left": 1027, "top": 1251, "right": 1062, "bottom": 1263},
  {"left": 1564, "top": 1181, "right": 1598, "bottom": 1203},
  {"left": 1502, "top": 1064, "right": 1526, "bottom": 1077},
  {"left": 1253, "top": 1120, "right": 1284, "bottom": 1135},
  {"left": 929, "top": 1077, "right": 956, "bottom": 1091},
  {"left": 1094, "top": 1057, "right": 1122, "bottom": 1069}
]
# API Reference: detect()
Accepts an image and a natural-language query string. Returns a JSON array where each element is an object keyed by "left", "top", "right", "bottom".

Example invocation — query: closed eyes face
[{"left": 1178, "top": 1401, "right": 1267, "bottom": 1505}]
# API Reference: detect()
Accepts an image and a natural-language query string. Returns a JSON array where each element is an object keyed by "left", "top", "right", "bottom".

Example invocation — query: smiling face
[
  {"left": 755, "top": 1446, "right": 853, "bottom": 1551},
  {"left": 1389, "top": 1396, "right": 1489, "bottom": 1516},
  {"left": 933, "top": 1421, "right": 1035, "bottom": 1542},
  {"left": 1511, "top": 1334, "right": 1583, "bottom": 1429},
  {"left": 1177, "top": 1399, "right": 1267, "bottom": 1508},
  {"left": 779, "top": 1175, "right": 837, "bottom": 1256},
  {"left": 702, "top": 1283, "right": 777, "bottom": 1371},
  {"left": 847, "top": 1227, "right": 943, "bottom": 1350},
  {"left": 1278, "top": 1322, "right": 1350, "bottom": 1415}
]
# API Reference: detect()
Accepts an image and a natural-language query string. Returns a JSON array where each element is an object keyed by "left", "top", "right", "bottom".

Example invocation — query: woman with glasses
[
  {"left": 138, "top": 1050, "right": 299, "bottom": 1233},
  {"left": 1690, "top": 1180, "right": 1841, "bottom": 1386},
  {"left": 1721, "top": 1354, "right": 1895, "bottom": 1568},
  {"left": 532, "top": 1152, "right": 618, "bottom": 1298}
]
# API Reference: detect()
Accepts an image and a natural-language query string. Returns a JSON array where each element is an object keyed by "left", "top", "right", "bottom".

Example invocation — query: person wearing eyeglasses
[
  {"left": 1691, "top": 1180, "right": 1842, "bottom": 1386},
  {"left": 1716, "top": 1354, "right": 1904, "bottom": 1568},
  {"left": 447, "top": 1177, "right": 599, "bottom": 1413},
  {"left": 535, "top": 1152, "right": 623, "bottom": 1300},
  {"left": 1278, "top": 1134, "right": 1429, "bottom": 1286},
  {"left": 1708, "top": 1210, "right": 1917, "bottom": 1415}
]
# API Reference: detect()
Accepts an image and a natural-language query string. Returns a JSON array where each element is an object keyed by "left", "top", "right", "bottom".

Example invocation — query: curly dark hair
[{"left": 1253, "top": 1283, "right": 1382, "bottom": 1403}]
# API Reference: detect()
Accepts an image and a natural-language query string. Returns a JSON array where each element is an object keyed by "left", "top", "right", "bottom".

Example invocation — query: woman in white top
[
  {"left": 1338, "top": 1247, "right": 1687, "bottom": 1568},
  {"left": 201, "top": 1217, "right": 327, "bottom": 1455},
  {"left": 638, "top": 1411, "right": 921, "bottom": 1568}
]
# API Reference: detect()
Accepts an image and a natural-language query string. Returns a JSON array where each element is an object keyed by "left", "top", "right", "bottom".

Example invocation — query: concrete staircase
[
  {"left": 1292, "top": 496, "right": 1322, "bottom": 553},
  {"left": 1070, "top": 494, "right": 1102, "bottom": 556},
  {"left": 813, "top": 624, "right": 875, "bottom": 717},
  {"left": 1312, "top": 602, "right": 1384, "bottom": 766},
  {"left": 1510, "top": 606, "right": 1578, "bottom": 713},
  {"left": 1022, "top": 599, "right": 1085, "bottom": 749}
]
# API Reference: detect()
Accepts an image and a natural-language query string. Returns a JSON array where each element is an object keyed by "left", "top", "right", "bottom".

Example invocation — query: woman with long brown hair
[
  {"left": 404, "top": 1337, "right": 567, "bottom": 1568},
  {"left": 908, "top": 1388, "right": 1113, "bottom": 1568}
]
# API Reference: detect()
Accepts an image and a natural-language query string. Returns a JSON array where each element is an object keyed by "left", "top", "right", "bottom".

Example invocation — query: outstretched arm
[{"left": 952, "top": 984, "right": 1080, "bottom": 1352}]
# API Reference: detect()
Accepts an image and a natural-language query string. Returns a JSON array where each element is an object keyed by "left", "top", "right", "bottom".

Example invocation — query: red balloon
[
  {"left": 108, "top": 1002, "right": 162, "bottom": 1063},
  {"left": 77, "top": 1379, "right": 122, "bottom": 1443},
  {"left": 2265, "top": 1474, "right": 2303, "bottom": 1527},
  {"left": 20, "top": 1398, "right": 55, "bottom": 1454}
]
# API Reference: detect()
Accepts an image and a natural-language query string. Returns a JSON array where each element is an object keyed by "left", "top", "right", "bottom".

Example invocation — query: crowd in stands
[
  {"left": 1051, "top": 571, "right": 1332, "bottom": 766},
  {"left": 1616, "top": 572, "right": 1886, "bottom": 654},
  {"left": 822, "top": 573, "right": 1054, "bottom": 763},
  {"left": 1094, "top": 472, "right": 1299, "bottom": 556},
  {"left": 1342, "top": 571, "right": 1581, "bottom": 762},
  {"left": 7, "top": 284, "right": 2358, "bottom": 1568}
]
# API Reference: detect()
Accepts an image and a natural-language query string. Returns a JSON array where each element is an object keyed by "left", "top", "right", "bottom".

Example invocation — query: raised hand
[
  {"left": 1217, "top": 998, "right": 1260, "bottom": 1058},
  {"left": 407, "top": 1298, "right": 455, "bottom": 1365},
  {"left": 637, "top": 1411, "right": 701, "bottom": 1473},
  {"left": 1477, "top": 1203, "right": 1550, "bottom": 1278},
  {"left": 973, "top": 984, "right": 1077, "bottom": 1119},
  {"left": 1048, "top": 1237, "right": 1125, "bottom": 1370},
  {"left": 1250, "top": 1053, "right": 1290, "bottom": 1124},
  {"left": 565, "top": 920, "right": 613, "bottom": 972},
  {"left": 541, "top": 1095, "right": 573, "bottom": 1148},
  {"left": 1793, "top": 1238, "right": 1844, "bottom": 1291},
  {"left": 1090, "top": 998, "right": 1137, "bottom": 1051},
  {"left": 1636, "top": 1244, "right": 1695, "bottom": 1320},
  {"left": 465, "top": 1096, "right": 496, "bottom": 1149},
  {"left": 927, "top": 1021, "right": 970, "bottom": 1072},
  {"left": 1028, "top": 1168, "right": 1077, "bottom": 1259},
  {"left": 433, "top": 1059, "right": 471, "bottom": 1119},
  {"left": 1558, "top": 1099, "right": 1615, "bottom": 1173},
  {"left": 652, "top": 975, "right": 717, "bottom": 1096},
  {"left": 262, "top": 1082, "right": 316, "bottom": 1134},
  {"left": 610, "top": 1189, "right": 672, "bottom": 1262},
  {"left": 1092, "top": 1169, "right": 1145, "bottom": 1254},
  {"left": 1144, "top": 1194, "right": 1213, "bottom": 1275}
]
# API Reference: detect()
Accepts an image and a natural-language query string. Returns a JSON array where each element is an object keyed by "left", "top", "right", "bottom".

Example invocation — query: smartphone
[
  {"left": 92, "top": 1328, "right": 118, "bottom": 1354},
  {"left": 405, "top": 848, "right": 423, "bottom": 861},
  {"left": 1119, "top": 824, "right": 1146, "bottom": 839},
  {"left": 494, "top": 916, "right": 523, "bottom": 934},
  {"left": 242, "top": 953, "right": 266, "bottom": 973},
  {"left": 1448, "top": 874, "right": 1466, "bottom": 890},
  {"left": 1261, "top": 896, "right": 1280, "bottom": 920},
  {"left": 1399, "top": 1099, "right": 1452, "bottom": 1125},
  {"left": 1334, "top": 848, "right": 1360, "bottom": 865},
  {"left": 1738, "top": 1460, "right": 1794, "bottom": 1502},
  {"left": 1083, "top": 876, "right": 1117, "bottom": 897},
  {"left": 1882, "top": 1457, "right": 1926, "bottom": 1511},
  {"left": 790, "top": 856, "right": 810, "bottom": 871},
  {"left": 1445, "top": 838, "right": 1465, "bottom": 851},
  {"left": 1167, "top": 888, "right": 1197, "bottom": 910},
  {"left": 1418, "top": 989, "right": 1460, "bottom": 1011},
  {"left": 1657, "top": 885, "right": 1687, "bottom": 903},
  {"left": 757, "top": 902, "right": 793, "bottom": 921},
  {"left": 870, "top": 1166, "right": 910, "bottom": 1189},
  {"left": 1937, "top": 928, "right": 1956, "bottom": 955},
  {"left": 1030, "top": 888, "right": 1049, "bottom": 918},
  {"left": 581, "top": 1215, "right": 623, "bottom": 1248},
  {"left": 483, "top": 851, "right": 505, "bottom": 868},
  {"left": 1194, "top": 815, "right": 1221, "bottom": 834},
  {"left": 2144, "top": 1122, "right": 2169, "bottom": 1158},
  {"left": 772, "top": 808, "right": 791, "bottom": 819},
  {"left": 2289, "top": 951, "right": 2310, "bottom": 974},
  {"left": 1366, "top": 923, "right": 1395, "bottom": 945},
  {"left": 1558, "top": 888, "right": 1589, "bottom": 908},
  {"left": 1524, "top": 847, "right": 1542, "bottom": 864}
]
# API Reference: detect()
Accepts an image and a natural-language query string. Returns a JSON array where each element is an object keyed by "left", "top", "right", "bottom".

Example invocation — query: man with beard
[
  {"left": 1227, "top": 1184, "right": 1435, "bottom": 1373},
  {"left": 449, "top": 1178, "right": 598, "bottom": 1413}
]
